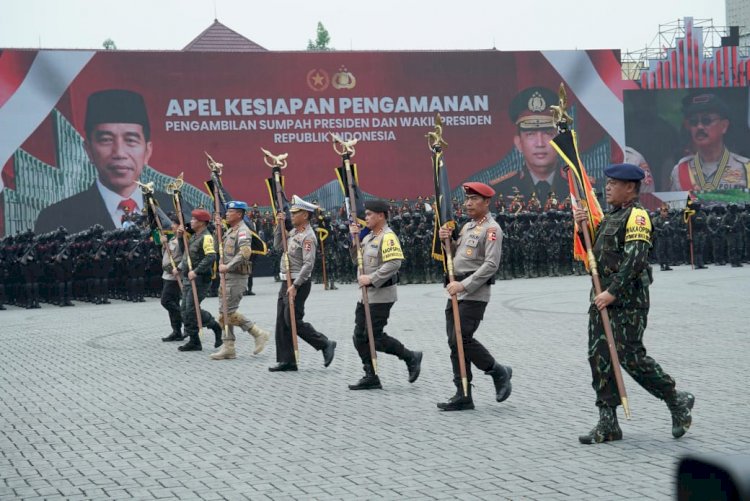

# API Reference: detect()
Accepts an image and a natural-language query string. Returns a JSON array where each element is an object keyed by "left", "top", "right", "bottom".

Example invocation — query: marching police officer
[
  {"left": 347, "top": 199, "right": 423, "bottom": 390},
  {"left": 269, "top": 196, "right": 336, "bottom": 372},
  {"left": 160, "top": 213, "right": 184, "bottom": 341},
  {"left": 436, "top": 182, "right": 513, "bottom": 411},
  {"left": 210, "top": 201, "right": 271, "bottom": 360}
]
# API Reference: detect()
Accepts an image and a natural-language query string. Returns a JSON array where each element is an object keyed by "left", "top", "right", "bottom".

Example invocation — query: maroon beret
[
  {"left": 191, "top": 209, "right": 211, "bottom": 222},
  {"left": 463, "top": 182, "right": 495, "bottom": 198}
]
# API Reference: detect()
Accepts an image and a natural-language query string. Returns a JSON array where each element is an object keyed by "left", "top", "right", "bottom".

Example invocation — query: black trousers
[
  {"left": 275, "top": 281, "right": 328, "bottom": 364},
  {"left": 161, "top": 279, "right": 182, "bottom": 333},
  {"left": 181, "top": 276, "right": 215, "bottom": 339},
  {"left": 353, "top": 301, "right": 407, "bottom": 365},
  {"left": 445, "top": 300, "right": 496, "bottom": 382}
]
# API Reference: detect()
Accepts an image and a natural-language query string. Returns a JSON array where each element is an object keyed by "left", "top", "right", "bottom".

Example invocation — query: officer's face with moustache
[{"left": 686, "top": 113, "right": 729, "bottom": 151}]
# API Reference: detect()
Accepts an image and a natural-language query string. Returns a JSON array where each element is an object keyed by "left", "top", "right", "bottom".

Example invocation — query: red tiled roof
[{"left": 183, "top": 19, "right": 267, "bottom": 52}]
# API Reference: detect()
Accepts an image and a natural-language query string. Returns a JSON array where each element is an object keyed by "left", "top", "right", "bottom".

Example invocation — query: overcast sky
[{"left": 1, "top": 0, "right": 727, "bottom": 52}]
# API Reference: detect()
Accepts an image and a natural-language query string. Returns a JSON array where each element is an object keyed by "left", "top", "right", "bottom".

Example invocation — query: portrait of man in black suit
[
  {"left": 34, "top": 89, "right": 173, "bottom": 233},
  {"left": 490, "top": 86, "right": 569, "bottom": 207}
]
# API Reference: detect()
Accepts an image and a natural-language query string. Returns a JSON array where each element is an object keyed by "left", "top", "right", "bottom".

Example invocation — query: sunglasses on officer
[{"left": 687, "top": 115, "right": 723, "bottom": 127}]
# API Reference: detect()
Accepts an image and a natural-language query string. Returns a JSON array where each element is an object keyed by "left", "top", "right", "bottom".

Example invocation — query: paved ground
[{"left": 1, "top": 265, "right": 749, "bottom": 500}]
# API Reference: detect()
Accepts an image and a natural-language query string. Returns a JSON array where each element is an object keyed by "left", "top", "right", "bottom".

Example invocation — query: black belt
[
  {"left": 367, "top": 273, "right": 399, "bottom": 288},
  {"left": 446, "top": 271, "right": 495, "bottom": 286}
]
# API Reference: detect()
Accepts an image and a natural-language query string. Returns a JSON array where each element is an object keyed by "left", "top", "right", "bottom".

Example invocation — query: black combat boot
[
  {"left": 486, "top": 363, "right": 513, "bottom": 402},
  {"left": 578, "top": 406, "right": 622, "bottom": 444},
  {"left": 665, "top": 391, "right": 695, "bottom": 438},
  {"left": 207, "top": 319, "right": 223, "bottom": 348},
  {"left": 162, "top": 329, "right": 183, "bottom": 342},
  {"left": 348, "top": 364, "right": 382, "bottom": 390},
  {"left": 404, "top": 350, "right": 423, "bottom": 383},
  {"left": 437, "top": 379, "right": 474, "bottom": 411},
  {"left": 268, "top": 362, "right": 298, "bottom": 372},
  {"left": 322, "top": 340, "right": 337, "bottom": 367},
  {"left": 178, "top": 334, "right": 202, "bottom": 352},
  {"left": 63, "top": 282, "right": 74, "bottom": 306}
]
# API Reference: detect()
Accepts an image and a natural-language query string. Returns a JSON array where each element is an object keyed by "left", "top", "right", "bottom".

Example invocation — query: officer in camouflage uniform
[
  {"left": 175, "top": 209, "right": 223, "bottom": 352},
  {"left": 653, "top": 204, "right": 674, "bottom": 271},
  {"left": 436, "top": 182, "right": 513, "bottom": 411},
  {"left": 210, "top": 201, "right": 271, "bottom": 360},
  {"left": 685, "top": 200, "right": 708, "bottom": 269},
  {"left": 269, "top": 196, "right": 337, "bottom": 372},
  {"left": 347, "top": 199, "right": 423, "bottom": 390},
  {"left": 707, "top": 205, "right": 726, "bottom": 265},
  {"left": 574, "top": 163, "right": 694, "bottom": 444},
  {"left": 723, "top": 203, "right": 744, "bottom": 268}
]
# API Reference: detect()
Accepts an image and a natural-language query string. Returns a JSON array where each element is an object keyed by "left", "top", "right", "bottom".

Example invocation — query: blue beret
[
  {"left": 225, "top": 200, "right": 249, "bottom": 211},
  {"left": 604, "top": 163, "right": 645, "bottom": 181}
]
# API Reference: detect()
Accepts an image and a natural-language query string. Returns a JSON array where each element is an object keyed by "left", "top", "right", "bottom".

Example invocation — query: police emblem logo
[
  {"left": 528, "top": 91, "right": 546, "bottom": 113},
  {"left": 466, "top": 248, "right": 473, "bottom": 256},
  {"left": 304, "top": 240, "right": 313, "bottom": 252}
]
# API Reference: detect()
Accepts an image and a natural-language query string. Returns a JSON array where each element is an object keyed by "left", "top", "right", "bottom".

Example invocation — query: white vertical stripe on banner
[
  {"left": 541, "top": 50, "right": 625, "bottom": 150},
  {"left": 0, "top": 50, "right": 95, "bottom": 191}
]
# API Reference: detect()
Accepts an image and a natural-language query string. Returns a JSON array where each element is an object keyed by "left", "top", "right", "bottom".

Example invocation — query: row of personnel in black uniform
[
  {"left": 3, "top": 198, "right": 748, "bottom": 311},
  {"left": 2, "top": 164, "right": 698, "bottom": 445}
]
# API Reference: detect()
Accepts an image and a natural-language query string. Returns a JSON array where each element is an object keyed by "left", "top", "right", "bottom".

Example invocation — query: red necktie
[{"left": 118, "top": 198, "right": 138, "bottom": 213}]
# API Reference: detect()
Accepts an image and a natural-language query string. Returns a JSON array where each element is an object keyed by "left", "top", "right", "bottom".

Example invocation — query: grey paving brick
[{"left": 0, "top": 269, "right": 746, "bottom": 500}]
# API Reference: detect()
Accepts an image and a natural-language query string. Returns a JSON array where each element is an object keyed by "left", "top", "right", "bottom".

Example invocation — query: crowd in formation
[{"left": 2, "top": 198, "right": 749, "bottom": 310}]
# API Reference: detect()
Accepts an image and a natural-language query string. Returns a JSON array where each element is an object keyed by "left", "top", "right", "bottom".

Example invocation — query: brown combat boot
[
  {"left": 209, "top": 340, "right": 236, "bottom": 360},
  {"left": 249, "top": 324, "right": 270, "bottom": 355}
]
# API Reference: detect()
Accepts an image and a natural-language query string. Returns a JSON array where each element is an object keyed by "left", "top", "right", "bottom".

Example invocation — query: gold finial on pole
[
  {"left": 135, "top": 180, "right": 155, "bottom": 195},
  {"left": 261, "top": 148, "right": 289, "bottom": 169},
  {"left": 426, "top": 113, "right": 448, "bottom": 150},
  {"left": 205, "top": 152, "right": 223, "bottom": 175},
  {"left": 165, "top": 172, "right": 185, "bottom": 194},
  {"left": 550, "top": 83, "right": 574, "bottom": 128},
  {"left": 329, "top": 132, "right": 357, "bottom": 157}
]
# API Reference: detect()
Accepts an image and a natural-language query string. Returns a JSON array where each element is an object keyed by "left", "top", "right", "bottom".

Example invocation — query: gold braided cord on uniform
[{"left": 692, "top": 147, "right": 731, "bottom": 191}]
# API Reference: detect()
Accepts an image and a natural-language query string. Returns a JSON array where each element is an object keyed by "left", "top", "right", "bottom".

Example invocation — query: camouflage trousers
[
  {"left": 218, "top": 273, "right": 255, "bottom": 341},
  {"left": 588, "top": 306, "right": 676, "bottom": 408}
]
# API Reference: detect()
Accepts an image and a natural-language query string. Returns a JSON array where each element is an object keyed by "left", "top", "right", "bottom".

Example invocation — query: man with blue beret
[
  {"left": 574, "top": 163, "right": 694, "bottom": 444},
  {"left": 210, "top": 200, "right": 272, "bottom": 360}
]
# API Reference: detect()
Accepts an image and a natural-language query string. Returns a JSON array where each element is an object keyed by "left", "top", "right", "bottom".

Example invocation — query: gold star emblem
[{"left": 307, "top": 69, "right": 329, "bottom": 91}]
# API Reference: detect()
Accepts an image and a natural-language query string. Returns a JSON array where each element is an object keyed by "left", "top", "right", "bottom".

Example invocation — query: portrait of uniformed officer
[
  {"left": 670, "top": 92, "right": 750, "bottom": 191},
  {"left": 490, "top": 86, "right": 569, "bottom": 204}
]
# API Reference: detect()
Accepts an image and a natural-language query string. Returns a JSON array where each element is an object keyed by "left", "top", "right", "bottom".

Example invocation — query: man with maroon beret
[
  {"left": 436, "top": 182, "right": 513, "bottom": 411},
  {"left": 173, "top": 208, "right": 223, "bottom": 352}
]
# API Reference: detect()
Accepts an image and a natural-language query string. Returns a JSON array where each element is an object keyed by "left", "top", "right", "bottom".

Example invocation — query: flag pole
[
  {"left": 427, "top": 114, "right": 469, "bottom": 397},
  {"left": 262, "top": 148, "right": 300, "bottom": 365},
  {"left": 206, "top": 153, "right": 232, "bottom": 343},
  {"left": 550, "top": 85, "right": 631, "bottom": 419},
  {"left": 330, "top": 133, "right": 378, "bottom": 374},
  {"left": 168, "top": 174, "right": 204, "bottom": 339}
]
